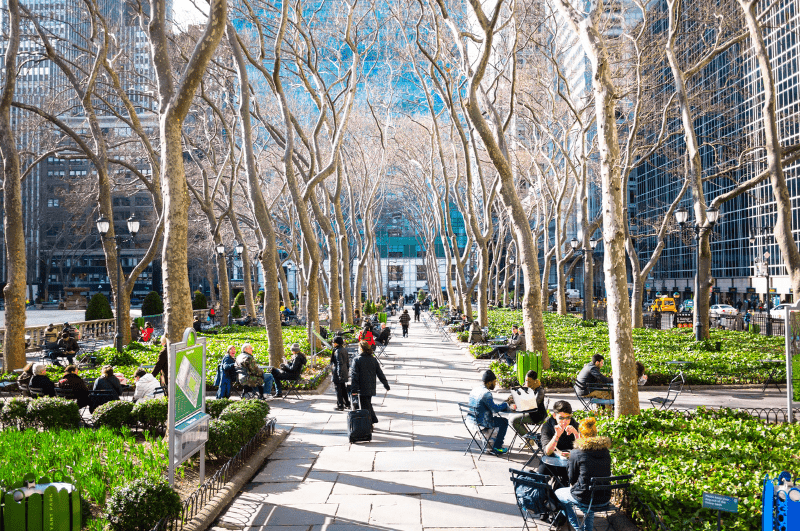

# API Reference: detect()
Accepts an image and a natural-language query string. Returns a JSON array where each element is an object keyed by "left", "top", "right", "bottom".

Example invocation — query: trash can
[{"left": 1, "top": 471, "right": 80, "bottom": 531}]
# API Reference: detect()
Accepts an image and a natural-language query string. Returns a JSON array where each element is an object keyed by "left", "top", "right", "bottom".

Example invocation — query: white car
[
  {"left": 770, "top": 304, "right": 787, "bottom": 319},
  {"left": 709, "top": 304, "right": 738, "bottom": 318}
]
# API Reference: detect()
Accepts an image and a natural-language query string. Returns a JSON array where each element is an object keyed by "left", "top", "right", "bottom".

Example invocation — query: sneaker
[
  {"left": 491, "top": 447, "right": 508, "bottom": 456},
  {"left": 335, "top": 406, "right": 344, "bottom": 411}
]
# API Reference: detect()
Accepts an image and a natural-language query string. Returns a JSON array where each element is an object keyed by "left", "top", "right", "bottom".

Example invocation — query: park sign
[
  {"left": 784, "top": 301, "right": 800, "bottom": 424},
  {"left": 168, "top": 327, "right": 209, "bottom": 485}
]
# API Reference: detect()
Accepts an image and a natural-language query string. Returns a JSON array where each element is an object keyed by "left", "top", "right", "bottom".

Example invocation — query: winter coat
[
  {"left": 93, "top": 374, "right": 123, "bottom": 400},
  {"left": 280, "top": 352, "right": 306, "bottom": 379},
  {"left": 358, "top": 330, "right": 376, "bottom": 348},
  {"left": 30, "top": 374, "right": 55, "bottom": 397},
  {"left": 152, "top": 347, "right": 168, "bottom": 388},
  {"left": 575, "top": 362, "right": 612, "bottom": 396},
  {"left": 133, "top": 373, "right": 160, "bottom": 401},
  {"left": 214, "top": 354, "right": 237, "bottom": 387},
  {"left": 350, "top": 351, "right": 388, "bottom": 397},
  {"left": 235, "top": 353, "right": 264, "bottom": 387},
  {"left": 331, "top": 346, "right": 350, "bottom": 384},
  {"left": 567, "top": 436, "right": 613, "bottom": 506},
  {"left": 413, "top": 302, "right": 421, "bottom": 313},
  {"left": 58, "top": 372, "right": 90, "bottom": 407},
  {"left": 399, "top": 312, "right": 411, "bottom": 326},
  {"left": 58, "top": 336, "right": 79, "bottom": 353}
]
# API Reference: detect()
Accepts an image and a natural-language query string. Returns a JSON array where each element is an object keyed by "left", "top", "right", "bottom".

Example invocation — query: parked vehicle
[
  {"left": 709, "top": 304, "right": 738, "bottom": 318},
  {"left": 770, "top": 304, "right": 787, "bottom": 319},
  {"left": 680, "top": 299, "right": 694, "bottom": 312},
  {"left": 649, "top": 297, "right": 677, "bottom": 313}
]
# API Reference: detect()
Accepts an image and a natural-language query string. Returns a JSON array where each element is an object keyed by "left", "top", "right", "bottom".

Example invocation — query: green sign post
[{"left": 168, "top": 328, "right": 209, "bottom": 486}]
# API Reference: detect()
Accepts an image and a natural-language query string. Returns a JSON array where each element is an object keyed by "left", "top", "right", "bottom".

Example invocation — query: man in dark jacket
[
  {"left": 376, "top": 323, "right": 391, "bottom": 346},
  {"left": 57, "top": 365, "right": 90, "bottom": 408},
  {"left": 55, "top": 331, "right": 79, "bottom": 366},
  {"left": 413, "top": 301, "right": 421, "bottom": 321},
  {"left": 574, "top": 354, "right": 613, "bottom": 401},
  {"left": 271, "top": 343, "right": 306, "bottom": 397},
  {"left": 350, "top": 340, "right": 390, "bottom": 424},
  {"left": 331, "top": 337, "right": 351, "bottom": 410},
  {"left": 399, "top": 309, "right": 411, "bottom": 337},
  {"left": 555, "top": 417, "right": 612, "bottom": 531},
  {"left": 538, "top": 400, "right": 581, "bottom": 484}
]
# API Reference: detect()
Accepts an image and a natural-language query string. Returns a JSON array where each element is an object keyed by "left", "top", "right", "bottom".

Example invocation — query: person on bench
[
  {"left": 488, "top": 325, "right": 523, "bottom": 363},
  {"left": 55, "top": 331, "right": 79, "bottom": 366},
  {"left": 270, "top": 343, "right": 306, "bottom": 398},
  {"left": 376, "top": 323, "right": 391, "bottom": 346}
]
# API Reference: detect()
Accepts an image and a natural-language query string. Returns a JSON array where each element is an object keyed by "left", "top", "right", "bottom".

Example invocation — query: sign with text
[
  {"left": 785, "top": 304, "right": 800, "bottom": 423},
  {"left": 168, "top": 328, "right": 208, "bottom": 485},
  {"left": 674, "top": 312, "right": 693, "bottom": 329},
  {"left": 702, "top": 493, "right": 739, "bottom": 513}
]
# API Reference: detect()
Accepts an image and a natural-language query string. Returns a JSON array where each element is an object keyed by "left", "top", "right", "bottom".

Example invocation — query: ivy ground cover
[
  {"left": 477, "top": 310, "right": 785, "bottom": 387},
  {"left": 589, "top": 408, "right": 800, "bottom": 531}
]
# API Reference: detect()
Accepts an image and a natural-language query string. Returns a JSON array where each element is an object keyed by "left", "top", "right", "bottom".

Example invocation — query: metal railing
[{"left": 150, "top": 417, "right": 277, "bottom": 531}]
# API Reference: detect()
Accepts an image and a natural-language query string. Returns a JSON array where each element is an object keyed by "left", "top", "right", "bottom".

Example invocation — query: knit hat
[
  {"left": 291, "top": 343, "right": 301, "bottom": 351},
  {"left": 481, "top": 369, "right": 497, "bottom": 383},
  {"left": 579, "top": 417, "right": 598, "bottom": 438}
]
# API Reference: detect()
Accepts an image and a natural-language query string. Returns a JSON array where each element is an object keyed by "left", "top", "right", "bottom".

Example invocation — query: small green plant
[
  {"left": 141, "top": 291, "right": 164, "bottom": 317},
  {"left": 131, "top": 397, "right": 168, "bottom": 432},
  {"left": 104, "top": 476, "right": 181, "bottom": 531},
  {"left": 1, "top": 396, "right": 32, "bottom": 429},
  {"left": 489, "top": 361, "right": 517, "bottom": 388},
  {"left": 234, "top": 291, "right": 245, "bottom": 306},
  {"left": 192, "top": 290, "right": 208, "bottom": 310},
  {"left": 92, "top": 400, "right": 134, "bottom": 430},
  {"left": 456, "top": 330, "right": 469, "bottom": 342},
  {"left": 28, "top": 397, "right": 81, "bottom": 429},
  {"left": 206, "top": 398, "right": 232, "bottom": 418},
  {"left": 231, "top": 304, "right": 242, "bottom": 318},
  {"left": 218, "top": 399, "right": 269, "bottom": 440},
  {"left": 85, "top": 293, "right": 114, "bottom": 321},
  {"left": 257, "top": 290, "right": 265, "bottom": 303},
  {"left": 417, "top": 289, "right": 426, "bottom": 301}
]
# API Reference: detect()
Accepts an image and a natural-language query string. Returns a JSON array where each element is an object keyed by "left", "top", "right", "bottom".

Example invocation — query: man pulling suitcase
[{"left": 348, "top": 340, "right": 390, "bottom": 441}]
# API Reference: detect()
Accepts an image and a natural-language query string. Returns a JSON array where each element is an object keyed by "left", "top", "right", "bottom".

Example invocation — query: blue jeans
[
  {"left": 555, "top": 487, "right": 594, "bottom": 531},
  {"left": 216, "top": 377, "right": 232, "bottom": 399},
  {"left": 484, "top": 415, "right": 508, "bottom": 450},
  {"left": 263, "top": 373, "right": 276, "bottom": 395}
]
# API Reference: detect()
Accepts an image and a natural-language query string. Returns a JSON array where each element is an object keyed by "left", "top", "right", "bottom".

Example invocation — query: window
[
  {"left": 451, "top": 265, "right": 457, "bottom": 280},
  {"left": 416, "top": 266, "right": 427, "bottom": 281},
  {"left": 47, "top": 198, "right": 59, "bottom": 207},
  {"left": 389, "top": 265, "right": 403, "bottom": 281}
]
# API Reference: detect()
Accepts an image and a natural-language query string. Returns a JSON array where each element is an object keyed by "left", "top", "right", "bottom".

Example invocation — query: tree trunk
[
  {"left": 0, "top": 0, "right": 26, "bottom": 372},
  {"left": 278, "top": 258, "right": 292, "bottom": 311}
]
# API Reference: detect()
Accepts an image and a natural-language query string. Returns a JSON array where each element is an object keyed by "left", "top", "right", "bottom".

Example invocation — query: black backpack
[{"left": 515, "top": 482, "right": 559, "bottom": 516}]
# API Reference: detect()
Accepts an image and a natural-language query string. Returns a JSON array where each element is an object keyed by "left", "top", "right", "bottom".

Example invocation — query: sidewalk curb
[{"left": 183, "top": 429, "right": 289, "bottom": 531}]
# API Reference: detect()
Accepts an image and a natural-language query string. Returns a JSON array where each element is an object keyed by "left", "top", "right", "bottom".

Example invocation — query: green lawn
[{"left": 478, "top": 310, "right": 785, "bottom": 387}]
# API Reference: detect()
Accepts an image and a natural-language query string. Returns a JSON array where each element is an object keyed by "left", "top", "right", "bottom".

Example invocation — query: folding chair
[
  {"left": 573, "top": 382, "right": 594, "bottom": 411},
  {"left": 649, "top": 372, "right": 684, "bottom": 410},
  {"left": 587, "top": 383, "right": 615, "bottom": 410},
  {"left": 280, "top": 378, "right": 304, "bottom": 400},
  {"left": 521, "top": 432, "right": 546, "bottom": 469},
  {"left": 509, "top": 468, "right": 562, "bottom": 531},
  {"left": 571, "top": 474, "right": 634, "bottom": 531},
  {"left": 458, "top": 402, "right": 497, "bottom": 460},
  {"left": 232, "top": 382, "right": 260, "bottom": 399},
  {"left": 28, "top": 387, "right": 47, "bottom": 399}
]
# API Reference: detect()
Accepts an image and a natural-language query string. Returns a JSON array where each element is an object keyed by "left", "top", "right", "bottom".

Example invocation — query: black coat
[
  {"left": 331, "top": 346, "right": 350, "bottom": 384},
  {"left": 152, "top": 347, "right": 168, "bottom": 387},
  {"left": 281, "top": 352, "right": 306, "bottom": 379},
  {"left": 350, "top": 352, "right": 388, "bottom": 397},
  {"left": 30, "top": 374, "right": 55, "bottom": 397},
  {"left": 568, "top": 436, "right": 613, "bottom": 505},
  {"left": 93, "top": 374, "right": 123, "bottom": 399},
  {"left": 413, "top": 302, "right": 421, "bottom": 313},
  {"left": 575, "top": 362, "right": 612, "bottom": 396}
]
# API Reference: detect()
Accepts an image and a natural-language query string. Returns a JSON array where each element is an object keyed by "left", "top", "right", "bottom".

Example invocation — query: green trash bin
[
  {"left": 2, "top": 471, "right": 80, "bottom": 531},
  {"left": 516, "top": 351, "right": 543, "bottom": 387},
  {"left": 378, "top": 312, "right": 387, "bottom": 324}
]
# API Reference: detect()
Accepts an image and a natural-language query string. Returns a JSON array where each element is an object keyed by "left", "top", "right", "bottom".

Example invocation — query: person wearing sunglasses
[{"left": 538, "top": 400, "right": 581, "bottom": 484}]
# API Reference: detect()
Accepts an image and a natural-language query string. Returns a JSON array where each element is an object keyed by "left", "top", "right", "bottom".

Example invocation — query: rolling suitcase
[{"left": 348, "top": 394, "right": 372, "bottom": 443}]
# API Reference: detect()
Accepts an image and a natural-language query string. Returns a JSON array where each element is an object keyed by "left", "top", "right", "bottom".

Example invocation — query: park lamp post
[
  {"left": 570, "top": 237, "right": 599, "bottom": 320},
  {"left": 96, "top": 214, "right": 140, "bottom": 352},
  {"left": 216, "top": 241, "right": 244, "bottom": 326},
  {"left": 674, "top": 205, "right": 721, "bottom": 341}
]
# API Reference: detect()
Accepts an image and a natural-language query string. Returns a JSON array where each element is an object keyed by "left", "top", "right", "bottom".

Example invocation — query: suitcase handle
[{"left": 351, "top": 393, "right": 360, "bottom": 410}]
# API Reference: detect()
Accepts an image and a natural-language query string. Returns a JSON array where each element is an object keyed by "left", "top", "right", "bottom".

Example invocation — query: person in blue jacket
[
  {"left": 468, "top": 369, "right": 514, "bottom": 455},
  {"left": 214, "top": 345, "right": 238, "bottom": 399}
]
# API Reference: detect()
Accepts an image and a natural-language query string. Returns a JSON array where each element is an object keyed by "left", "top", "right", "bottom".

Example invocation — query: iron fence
[{"left": 149, "top": 417, "right": 277, "bottom": 531}]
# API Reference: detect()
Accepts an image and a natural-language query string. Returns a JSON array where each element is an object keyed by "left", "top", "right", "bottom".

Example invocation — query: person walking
[
  {"left": 350, "top": 340, "right": 390, "bottom": 425},
  {"left": 413, "top": 300, "right": 421, "bottom": 321},
  {"left": 331, "top": 336, "right": 351, "bottom": 411},
  {"left": 399, "top": 309, "right": 411, "bottom": 337}
]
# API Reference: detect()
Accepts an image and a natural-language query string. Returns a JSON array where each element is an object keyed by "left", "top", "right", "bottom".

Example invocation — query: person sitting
[
  {"left": 62, "top": 322, "right": 80, "bottom": 339},
  {"left": 130, "top": 321, "right": 141, "bottom": 343},
  {"left": 555, "top": 417, "right": 612, "bottom": 531},
  {"left": 357, "top": 323, "right": 376, "bottom": 349},
  {"left": 214, "top": 345, "right": 238, "bottom": 399},
  {"left": 43, "top": 323, "right": 59, "bottom": 347},
  {"left": 376, "top": 323, "right": 391, "bottom": 346},
  {"left": 636, "top": 361, "right": 648, "bottom": 386},
  {"left": 538, "top": 400, "right": 581, "bottom": 485},
  {"left": 574, "top": 354, "right": 613, "bottom": 402},
  {"left": 508, "top": 370, "right": 547, "bottom": 436},
  {"left": 353, "top": 309, "right": 362, "bottom": 327},
  {"left": 30, "top": 363, "right": 55, "bottom": 397},
  {"left": 236, "top": 343, "right": 274, "bottom": 399},
  {"left": 17, "top": 362, "right": 35, "bottom": 395},
  {"left": 55, "top": 331, "right": 79, "bottom": 366},
  {"left": 152, "top": 336, "right": 168, "bottom": 392},
  {"left": 234, "top": 314, "right": 254, "bottom": 326},
  {"left": 132, "top": 368, "right": 161, "bottom": 402},
  {"left": 91, "top": 365, "right": 123, "bottom": 412},
  {"left": 57, "top": 365, "right": 90, "bottom": 408},
  {"left": 488, "top": 325, "right": 523, "bottom": 363},
  {"left": 139, "top": 322, "right": 154, "bottom": 343},
  {"left": 270, "top": 343, "right": 306, "bottom": 397},
  {"left": 193, "top": 316, "right": 202, "bottom": 333},
  {"left": 468, "top": 369, "right": 514, "bottom": 456}
]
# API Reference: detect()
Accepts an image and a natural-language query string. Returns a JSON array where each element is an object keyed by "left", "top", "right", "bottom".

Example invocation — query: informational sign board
[
  {"left": 702, "top": 493, "right": 738, "bottom": 513},
  {"left": 168, "top": 328, "right": 208, "bottom": 485},
  {"left": 674, "top": 312, "right": 693, "bottom": 329},
  {"left": 784, "top": 303, "right": 800, "bottom": 423}
]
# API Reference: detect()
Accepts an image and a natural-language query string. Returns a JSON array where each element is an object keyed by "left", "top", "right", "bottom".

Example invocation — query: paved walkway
[{"left": 213, "top": 315, "right": 790, "bottom": 531}]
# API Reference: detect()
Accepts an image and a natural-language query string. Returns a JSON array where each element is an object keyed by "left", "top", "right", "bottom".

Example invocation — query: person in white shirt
[{"left": 132, "top": 368, "right": 161, "bottom": 402}]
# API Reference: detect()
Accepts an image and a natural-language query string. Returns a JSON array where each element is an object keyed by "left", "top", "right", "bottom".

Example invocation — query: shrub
[
  {"left": 207, "top": 419, "right": 241, "bottom": 459},
  {"left": 417, "top": 289, "right": 425, "bottom": 301},
  {"left": 104, "top": 476, "right": 182, "bottom": 531},
  {"left": 131, "top": 397, "right": 168, "bottom": 432},
  {"left": 218, "top": 399, "right": 269, "bottom": 440},
  {"left": 489, "top": 361, "right": 517, "bottom": 389},
  {"left": 1, "top": 397, "right": 32, "bottom": 429},
  {"left": 85, "top": 293, "right": 113, "bottom": 321},
  {"left": 92, "top": 400, "right": 134, "bottom": 429},
  {"left": 234, "top": 291, "right": 245, "bottom": 306},
  {"left": 257, "top": 290, "right": 265, "bottom": 303},
  {"left": 141, "top": 291, "right": 163, "bottom": 317},
  {"left": 456, "top": 331, "right": 469, "bottom": 342},
  {"left": 231, "top": 304, "right": 242, "bottom": 318},
  {"left": 192, "top": 290, "right": 208, "bottom": 310},
  {"left": 27, "top": 397, "right": 81, "bottom": 429},
  {"left": 102, "top": 348, "right": 139, "bottom": 366},
  {"left": 206, "top": 398, "right": 232, "bottom": 418}
]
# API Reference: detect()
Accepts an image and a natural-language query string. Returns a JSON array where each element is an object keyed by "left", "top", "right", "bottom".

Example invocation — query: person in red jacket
[{"left": 357, "top": 322, "right": 375, "bottom": 349}]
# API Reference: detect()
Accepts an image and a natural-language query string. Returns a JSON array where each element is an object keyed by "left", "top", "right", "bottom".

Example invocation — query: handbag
[{"left": 510, "top": 387, "right": 539, "bottom": 411}]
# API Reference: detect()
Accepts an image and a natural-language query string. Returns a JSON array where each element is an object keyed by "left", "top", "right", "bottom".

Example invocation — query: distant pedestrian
[
  {"left": 413, "top": 301, "right": 421, "bottom": 321},
  {"left": 350, "top": 340, "right": 390, "bottom": 424},
  {"left": 331, "top": 336, "right": 351, "bottom": 411},
  {"left": 399, "top": 309, "right": 411, "bottom": 337}
]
